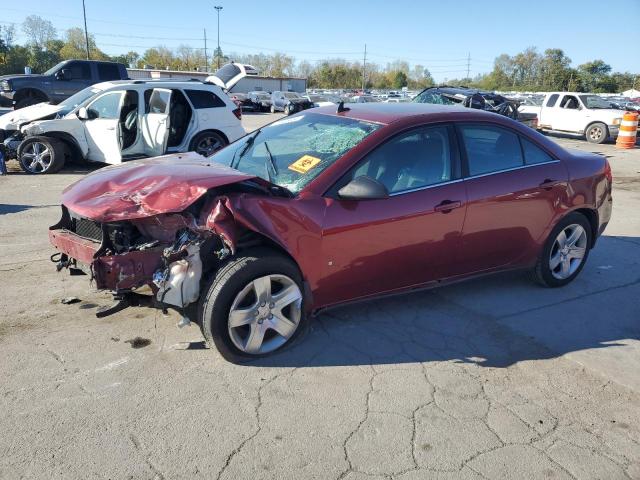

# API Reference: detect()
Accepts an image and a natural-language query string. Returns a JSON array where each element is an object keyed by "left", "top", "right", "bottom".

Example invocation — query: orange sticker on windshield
[{"left": 288, "top": 155, "right": 321, "bottom": 174}]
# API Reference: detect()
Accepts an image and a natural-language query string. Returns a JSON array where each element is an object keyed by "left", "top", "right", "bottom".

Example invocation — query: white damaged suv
[{"left": 1, "top": 74, "right": 247, "bottom": 174}]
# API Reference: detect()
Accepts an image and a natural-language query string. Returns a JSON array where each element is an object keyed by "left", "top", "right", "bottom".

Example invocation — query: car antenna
[{"left": 337, "top": 101, "right": 350, "bottom": 113}]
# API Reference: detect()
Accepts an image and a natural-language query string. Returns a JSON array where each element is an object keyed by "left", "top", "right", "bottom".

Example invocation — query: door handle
[
  {"left": 434, "top": 200, "right": 462, "bottom": 213},
  {"left": 539, "top": 179, "right": 560, "bottom": 190}
]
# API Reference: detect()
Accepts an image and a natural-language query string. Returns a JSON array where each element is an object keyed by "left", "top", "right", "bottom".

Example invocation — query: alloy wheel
[
  {"left": 227, "top": 274, "right": 302, "bottom": 355},
  {"left": 549, "top": 224, "right": 588, "bottom": 280},
  {"left": 588, "top": 126, "right": 603, "bottom": 142},
  {"left": 195, "top": 136, "right": 223, "bottom": 156},
  {"left": 22, "top": 142, "right": 52, "bottom": 173}
]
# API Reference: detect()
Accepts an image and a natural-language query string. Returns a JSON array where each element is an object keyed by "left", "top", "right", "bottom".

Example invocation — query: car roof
[
  {"left": 312, "top": 102, "right": 478, "bottom": 124},
  {"left": 94, "top": 79, "right": 223, "bottom": 90}
]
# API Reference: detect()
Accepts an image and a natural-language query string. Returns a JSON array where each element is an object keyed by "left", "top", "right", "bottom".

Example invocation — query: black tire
[
  {"left": 15, "top": 95, "right": 44, "bottom": 109},
  {"left": 189, "top": 131, "right": 227, "bottom": 157},
  {"left": 18, "top": 136, "right": 65, "bottom": 174},
  {"left": 270, "top": 105, "right": 276, "bottom": 114},
  {"left": 585, "top": 122, "right": 608, "bottom": 144},
  {"left": 199, "top": 248, "right": 308, "bottom": 362},
  {"left": 530, "top": 212, "right": 592, "bottom": 288}
]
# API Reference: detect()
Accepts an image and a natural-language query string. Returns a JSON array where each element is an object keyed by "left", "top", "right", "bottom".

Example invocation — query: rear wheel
[
  {"left": 18, "top": 136, "right": 65, "bottom": 174},
  {"left": 585, "top": 122, "right": 608, "bottom": 144},
  {"left": 189, "top": 131, "right": 227, "bottom": 157},
  {"left": 530, "top": 212, "right": 591, "bottom": 287},
  {"left": 199, "top": 248, "right": 307, "bottom": 362}
]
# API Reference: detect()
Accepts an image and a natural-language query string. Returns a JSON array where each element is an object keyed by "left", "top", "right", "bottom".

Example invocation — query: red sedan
[{"left": 49, "top": 103, "right": 612, "bottom": 361}]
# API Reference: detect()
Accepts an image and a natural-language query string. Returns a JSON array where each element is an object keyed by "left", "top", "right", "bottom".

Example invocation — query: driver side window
[
  {"left": 560, "top": 95, "right": 579, "bottom": 109},
  {"left": 86, "top": 92, "right": 123, "bottom": 120},
  {"left": 349, "top": 125, "right": 455, "bottom": 195}
]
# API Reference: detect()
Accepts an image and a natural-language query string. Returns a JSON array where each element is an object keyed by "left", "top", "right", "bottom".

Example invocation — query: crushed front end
[{"left": 49, "top": 202, "right": 233, "bottom": 319}]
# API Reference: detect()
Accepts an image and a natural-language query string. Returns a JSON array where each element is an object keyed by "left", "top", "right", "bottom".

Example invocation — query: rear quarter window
[
  {"left": 546, "top": 94, "right": 559, "bottom": 107},
  {"left": 185, "top": 89, "right": 226, "bottom": 109},
  {"left": 521, "top": 137, "right": 554, "bottom": 165}
]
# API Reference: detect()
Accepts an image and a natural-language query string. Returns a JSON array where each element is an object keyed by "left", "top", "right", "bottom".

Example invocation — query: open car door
[{"left": 141, "top": 88, "right": 171, "bottom": 157}]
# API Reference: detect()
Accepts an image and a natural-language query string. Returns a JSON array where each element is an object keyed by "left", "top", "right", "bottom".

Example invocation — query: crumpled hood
[
  {"left": 0, "top": 102, "right": 63, "bottom": 130},
  {"left": 62, "top": 151, "right": 256, "bottom": 222}
]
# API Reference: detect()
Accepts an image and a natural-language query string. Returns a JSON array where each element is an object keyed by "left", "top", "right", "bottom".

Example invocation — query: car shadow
[
  {"left": 0, "top": 204, "right": 58, "bottom": 215},
  {"left": 246, "top": 235, "right": 640, "bottom": 369}
]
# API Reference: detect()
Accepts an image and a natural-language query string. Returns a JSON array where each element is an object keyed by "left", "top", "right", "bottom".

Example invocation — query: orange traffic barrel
[{"left": 616, "top": 111, "right": 638, "bottom": 149}]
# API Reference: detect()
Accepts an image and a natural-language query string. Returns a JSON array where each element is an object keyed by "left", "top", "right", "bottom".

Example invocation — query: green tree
[{"left": 60, "top": 28, "right": 109, "bottom": 60}]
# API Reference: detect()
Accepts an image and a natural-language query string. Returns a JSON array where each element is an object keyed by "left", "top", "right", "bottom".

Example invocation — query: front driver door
[
  {"left": 317, "top": 125, "right": 468, "bottom": 307},
  {"left": 82, "top": 90, "right": 125, "bottom": 163},
  {"left": 141, "top": 88, "right": 172, "bottom": 157}
]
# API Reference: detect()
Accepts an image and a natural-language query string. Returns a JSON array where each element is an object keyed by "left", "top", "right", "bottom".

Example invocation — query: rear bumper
[{"left": 49, "top": 229, "right": 163, "bottom": 291}]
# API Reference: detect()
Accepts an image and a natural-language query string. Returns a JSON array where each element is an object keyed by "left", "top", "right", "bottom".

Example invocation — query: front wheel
[
  {"left": 18, "top": 136, "right": 65, "bottom": 174},
  {"left": 585, "top": 122, "right": 608, "bottom": 144},
  {"left": 270, "top": 105, "right": 276, "bottom": 114},
  {"left": 530, "top": 212, "right": 592, "bottom": 287},
  {"left": 284, "top": 104, "right": 290, "bottom": 115},
  {"left": 189, "top": 131, "right": 227, "bottom": 157},
  {"left": 199, "top": 248, "right": 308, "bottom": 362}
]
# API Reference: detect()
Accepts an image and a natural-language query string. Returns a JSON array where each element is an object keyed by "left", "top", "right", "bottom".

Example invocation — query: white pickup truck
[{"left": 519, "top": 92, "right": 626, "bottom": 144}]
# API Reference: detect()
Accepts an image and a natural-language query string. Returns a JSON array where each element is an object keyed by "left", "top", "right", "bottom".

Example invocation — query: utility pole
[
  {"left": 203, "top": 28, "right": 208, "bottom": 72},
  {"left": 466, "top": 52, "right": 470, "bottom": 81},
  {"left": 362, "top": 44, "right": 367, "bottom": 91},
  {"left": 82, "top": 0, "right": 90, "bottom": 60},
  {"left": 214, "top": 5, "right": 223, "bottom": 69}
]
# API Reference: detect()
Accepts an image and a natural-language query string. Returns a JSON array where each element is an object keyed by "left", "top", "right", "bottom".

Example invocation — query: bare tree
[{"left": 22, "top": 15, "right": 56, "bottom": 49}]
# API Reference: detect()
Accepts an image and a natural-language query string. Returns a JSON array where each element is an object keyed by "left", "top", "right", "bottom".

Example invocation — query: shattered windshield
[
  {"left": 209, "top": 112, "right": 382, "bottom": 194},
  {"left": 413, "top": 90, "right": 457, "bottom": 105},
  {"left": 579, "top": 95, "right": 614, "bottom": 109}
]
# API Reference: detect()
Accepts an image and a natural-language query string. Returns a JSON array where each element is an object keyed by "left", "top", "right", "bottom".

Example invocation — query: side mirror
[
  {"left": 338, "top": 176, "right": 389, "bottom": 200},
  {"left": 76, "top": 107, "right": 89, "bottom": 120},
  {"left": 55, "top": 69, "right": 70, "bottom": 80}
]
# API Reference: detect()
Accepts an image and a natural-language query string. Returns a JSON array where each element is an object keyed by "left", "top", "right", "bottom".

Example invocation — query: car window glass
[
  {"left": 460, "top": 124, "right": 523, "bottom": 176},
  {"left": 560, "top": 95, "right": 579, "bottom": 109},
  {"left": 66, "top": 62, "right": 91, "bottom": 80},
  {"left": 414, "top": 90, "right": 457, "bottom": 105},
  {"left": 521, "top": 137, "right": 554, "bottom": 165},
  {"left": 350, "top": 125, "right": 453, "bottom": 194},
  {"left": 97, "top": 63, "right": 121, "bottom": 81},
  {"left": 185, "top": 89, "right": 226, "bottom": 109},
  {"left": 86, "top": 91, "right": 123, "bottom": 119},
  {"left": 148, "top": 89, "right": 171, "bottom": 114},
  {"left": 546, "top": 94, "right": 559, "bottom": 107}
]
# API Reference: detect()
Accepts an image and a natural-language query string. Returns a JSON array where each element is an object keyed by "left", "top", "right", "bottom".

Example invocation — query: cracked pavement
[{"left": 1, "top": 114, "right": 639, "bottom": 479}]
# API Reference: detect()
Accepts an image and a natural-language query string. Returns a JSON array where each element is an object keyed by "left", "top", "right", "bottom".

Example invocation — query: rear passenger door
[
  {"left": 141, "top": 88, "right": 171, "bottom": 157},
  {"left": 456, "top": 123, "right": 568, "bottom": 273}
]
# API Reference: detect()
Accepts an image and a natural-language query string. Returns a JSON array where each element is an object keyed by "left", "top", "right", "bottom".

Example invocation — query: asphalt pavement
[{"left": 0, "top": 112, "right": 638, "bottom": 479}]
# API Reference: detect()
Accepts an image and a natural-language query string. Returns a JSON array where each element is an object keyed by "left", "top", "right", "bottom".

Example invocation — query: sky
[{"left": 1, "top": 0, "right": 639, "bottom": 81}]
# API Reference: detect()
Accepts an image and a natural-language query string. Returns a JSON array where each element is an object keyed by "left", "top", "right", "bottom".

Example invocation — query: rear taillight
[
  {"left": 232, "top": 107, "right": 242, "bottom": 120},
  {"left": 604, "top": 159, "right": 612, "bottom": 183}
]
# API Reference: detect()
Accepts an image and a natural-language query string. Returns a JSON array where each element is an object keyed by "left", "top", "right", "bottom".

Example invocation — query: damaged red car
[{"left": 49, "top": 103, "right": 612, "bottom": 361}]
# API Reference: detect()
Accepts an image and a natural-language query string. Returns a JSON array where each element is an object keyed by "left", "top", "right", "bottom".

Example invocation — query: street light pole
[
  {"left": 214, "top": 5, "right": 223, "bottom": 69},
  {"left": 82, "top": 0, "right": 90, "bottom": 60}
]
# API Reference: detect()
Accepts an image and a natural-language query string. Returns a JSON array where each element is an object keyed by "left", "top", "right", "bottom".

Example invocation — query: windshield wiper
[
  {"left": 263, "top": 141, "right": 278, "bottom": 182},
  {"left": 231, "top": 129, "right": 261, "bottom": 169}
]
